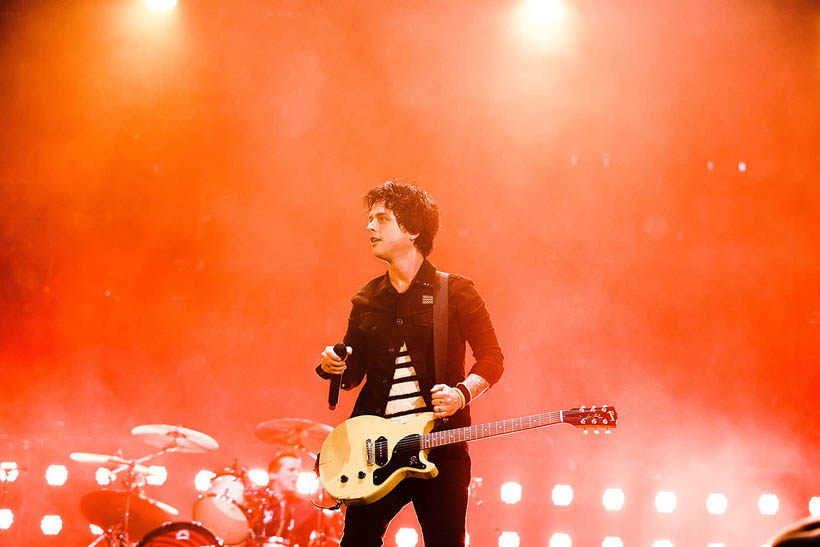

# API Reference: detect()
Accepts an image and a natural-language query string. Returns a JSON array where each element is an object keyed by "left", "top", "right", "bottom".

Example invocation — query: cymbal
[
  {"left": 69, "top": 453, "right": 155, "bottom": 476},
  {"left": 81, "top": 490, "right": 178, "bottom": 538},
  {"left": 131, "top": 424, "right": 219, "bottom": 453},
  {"left": 254, "top": 418, "right": 332, "bottom": 454}
]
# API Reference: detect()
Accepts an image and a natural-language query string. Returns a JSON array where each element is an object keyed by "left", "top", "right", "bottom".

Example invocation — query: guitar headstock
[{"left": 563, "top": 405, "right": 618, "bottom": 433}]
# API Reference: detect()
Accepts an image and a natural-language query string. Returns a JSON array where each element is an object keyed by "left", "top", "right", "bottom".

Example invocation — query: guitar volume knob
[
  {"left": 340, "top": 475, "right": 348, "bottom": 483},
  {"left": 358, "top": 471, "right": 366, "bottom": 479}
]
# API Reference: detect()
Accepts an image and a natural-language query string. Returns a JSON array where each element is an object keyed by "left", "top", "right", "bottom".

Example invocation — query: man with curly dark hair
[{"left": 316, "top": 180, "right": 504, "bottom": 546}]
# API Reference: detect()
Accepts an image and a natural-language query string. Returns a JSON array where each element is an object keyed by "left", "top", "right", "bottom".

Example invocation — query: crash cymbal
[
  {"left": 131, "top": 424, "right": 219, "bottom": 453},
  {"left": 81, "top": 490, "right": 178, "bottom": 539},
  {"left": 69, "top": 453, "right": 155, "bottom": 476},
  {"left": 254, "top": 418, "right": 332, "bottom": 454}
]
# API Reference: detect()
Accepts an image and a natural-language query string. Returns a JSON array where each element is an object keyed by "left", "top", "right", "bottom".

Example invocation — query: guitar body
[{"left": 318, "top": 413, "right": 438, "bottom": 506}]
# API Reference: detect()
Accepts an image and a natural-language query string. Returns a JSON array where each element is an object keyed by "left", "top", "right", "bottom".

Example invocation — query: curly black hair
[{"left": 363, "top": 180, "right": 440, "bottom": 257}]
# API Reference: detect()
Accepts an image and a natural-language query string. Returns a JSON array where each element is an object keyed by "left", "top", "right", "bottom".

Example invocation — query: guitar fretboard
[{"left": 421, "top": 411, "right": 564, "bottom": 449}]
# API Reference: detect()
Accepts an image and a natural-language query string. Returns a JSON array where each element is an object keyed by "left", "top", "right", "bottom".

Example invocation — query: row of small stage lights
[{"left": 2, "top": 462, "right": 819, "bottom": 542}]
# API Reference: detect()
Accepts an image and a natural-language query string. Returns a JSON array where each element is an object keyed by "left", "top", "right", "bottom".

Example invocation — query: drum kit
[{"left": 72, "top": 419, "right": 342, "bottom": 547}]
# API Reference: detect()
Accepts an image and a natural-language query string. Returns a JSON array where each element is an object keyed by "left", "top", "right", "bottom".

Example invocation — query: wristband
[
  {"left": 455, "top": 383, "right": 472, "bottom": 406},
  {"left": 453, "top": 387, "right": 466, "bottom": 410}
]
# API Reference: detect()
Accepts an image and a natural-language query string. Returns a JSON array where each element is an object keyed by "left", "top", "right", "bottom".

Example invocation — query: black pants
[{"left": 339, "top": 445, "right": 471, "bottom": 547}]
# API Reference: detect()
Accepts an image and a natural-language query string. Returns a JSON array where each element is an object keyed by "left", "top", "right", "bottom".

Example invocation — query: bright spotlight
[
  {"left": 602, "top": 538, "right": 623, "bottom": 547},
  {"left": 248, "top": 468, "right": 269, "bottom": 487},
  {"left": 809, "top": 496, "right": 820, "bottom": 516},
  {"left": 395, "top": 527, "right": 419, "bottom": 547},
  {"left": 146, "top": 465, "right": 167, "bottom": 486},
  {"left": 194, "top": 470, "right": 215, "bottom": 492},
  {"left": 551, "top": 484, "right": 573, "bottom": 506},
  {"left": 525, "top": 0, "right": 563, "bottom": 23},
  {"left": 758, "top": 494, "right": 779, "bottom": 515},
  {"left": 652, "top": 541, "right": 673, "bottom": 547},
  {"left": 550, "top": 532, "right": 572, "bottom": 547},
  {"left": 603, "top": 488, "right": 625, "bottom": 511},
  {"left": 499, "top": 531, "right": 520, "bottom": 547},
  {"left": 707, "top": 543, "right": 725, "bottom": 547},
  {"left": 45, "top": 465, "right": 68, "bottom": 486},
  {"left": 500, "top": 481, "right": 522, "bottom": 504},
  {"left": 706, "top": 493, "right": 728, "bottom": 515},
  {"left": 297, "top": 471, "right": 319, "bottom": 494},
  {"left": 146, "top": 0, "right": 177, "bottom": 11},
  {"left": 90, "top": 524, "right": 103, "bottom": 535},
  {"left": 0, "top": 509, "right": 13, "bottom": 530},
  {"left": 0, "top": 462, "right": 19, "bottom": 483},
  {"left": 41, "top": 515, "right": 63, "bottom": 535},
  {"left": 465, "top": 532, "right": 470, "bottom": 546},
  {"left": 655, "top": 491, "right": 677, "bottom": 513},
  {"left": 95, "top": 467, "right": 114, "bottom": 486}
]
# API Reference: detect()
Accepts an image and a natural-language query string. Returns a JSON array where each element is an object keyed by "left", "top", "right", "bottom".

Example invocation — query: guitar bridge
[{"left": 366, "top": 438, "right": 374, "bottom": 465}]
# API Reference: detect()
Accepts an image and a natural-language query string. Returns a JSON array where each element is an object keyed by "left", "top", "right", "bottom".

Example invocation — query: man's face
[
  {"left": 270, "top": 457, "right": 300, "bottom": 494},
  {"left": 367, "top": 203, "right": 418, "bottom": 261}
]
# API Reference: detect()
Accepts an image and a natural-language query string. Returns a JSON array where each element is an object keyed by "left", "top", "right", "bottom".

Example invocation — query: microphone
[{"left": 328, "top": 343, "right": 347, "bottom": 410}]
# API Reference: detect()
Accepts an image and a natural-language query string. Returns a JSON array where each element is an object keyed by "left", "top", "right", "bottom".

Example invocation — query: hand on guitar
[
  {"left": 320, "top": 345, "right": 352, "bottom": 375},
  {"left": 430, "top": 384, "right": 463, "bottom": 418}
]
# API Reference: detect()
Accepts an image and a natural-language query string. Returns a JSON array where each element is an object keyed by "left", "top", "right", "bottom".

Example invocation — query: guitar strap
[{"left": 433, "top": 271, "right": 449, "bottom": 384}]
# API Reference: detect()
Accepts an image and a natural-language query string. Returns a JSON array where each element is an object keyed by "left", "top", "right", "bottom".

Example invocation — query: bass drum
[{"left": 138, "top": 521, "right": 223, "bottom": 546}]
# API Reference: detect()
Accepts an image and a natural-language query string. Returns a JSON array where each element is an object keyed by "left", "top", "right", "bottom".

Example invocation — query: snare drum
[
  {"left": 193, "top": 471, "right": 251, "bottom": 545},
  {"left": 138, "top": 521, "right": 223, "bottom": 546}
]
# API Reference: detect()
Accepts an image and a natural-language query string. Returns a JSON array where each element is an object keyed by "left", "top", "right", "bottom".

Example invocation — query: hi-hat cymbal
[
  {"left": 254, "top": 418, "right": 332, "bottom": 454},
  {"left": 131, "top": 424, "right": 219, "bottom": 453},
  {"left": 81, "top": 490, "right": 178, "bottom": 538},
  {"left": 69, "top": 453, "right": 155, "bottom": 476}
]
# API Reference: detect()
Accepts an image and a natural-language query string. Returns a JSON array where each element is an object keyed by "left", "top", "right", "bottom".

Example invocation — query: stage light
[
  {"left": 706, "top": 493, "right": 728, "bottom": 515},
  {"left": 707, "top": 161, "right": 715, "bottom": 171},
  {"left": 0, "top": 509, "right": 13, "bottom": 530},
  {"left": 466, "top": 532, "right": 470, "bottom": 546},
  {"left": 603, "top": 488, "right": 625, "bottom": 511},
  {"left": 758, "top": 494, "right": 779, "bottom": 515},
  {"left": 0, "top": 462, "right": 19, "bottom": 483},
  {"left": 146, "top": 0, "right": 177, "bottom": 11},
  {"left": 707, "top": 543, "right": 725, "bottom": 547},
  {"left": 525, "top": 0, "right": 563, "bottom": 23},
  {"left": 500, "top": 481, "right": 522, "bottom": 504},
  {"left": 809, "top": 496, "right": 820, "bottom": 516},
  {"left": 551, "top": 484, "right": 573, "bottom": 506},
  {"left": 195, "top": 470, "right": 215, "bottom": 492},
  {"left": 248, "top": 468, "right": 269, "bottom": 487},
  {"left": 146, "top": 465, "right": 167, "bottom": 486},
  {"left": 738, "top": 161, "right": 747, "bottom": 173},
  {"left": 95, "top": 467, "right": 114, "bottom": 486},
  {"left": 90, "top": 524, "right": 103, "bottom": 535},
  {"left": 655, "top": 491, "right": 677, "bottom": 513},
  {"left": 602, "top": 538, "right": 623, "bottom": 547},
  {"left": 297, "top": 472, "right": 319, "bottom": 494},
  {"left": 41, "top": 515, "right": 63, "bottom": 535},
  {"left": 45, "top": 465, "right": 68, "bottom": 486},
  {"left": 395, "top": 527, "right": 418, "bottom": 547},
  {"left": 549, "top": 532, "right": 572, "bottom": 547},
  {"left": 652, "top": 541, "right": 673, "bottom": 547},
  {"left": 498, "top": 531, "right": 520, "bottom": 547}
]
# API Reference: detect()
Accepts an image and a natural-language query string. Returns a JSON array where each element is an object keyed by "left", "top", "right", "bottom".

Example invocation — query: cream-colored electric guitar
[{"left": 318, "top": 405, "right": 617, "bottom": 506}]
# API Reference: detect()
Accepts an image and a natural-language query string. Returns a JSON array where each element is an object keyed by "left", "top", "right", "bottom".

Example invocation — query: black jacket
[{"left": 318, "top": 259, "right": 503, "bottom": 430}]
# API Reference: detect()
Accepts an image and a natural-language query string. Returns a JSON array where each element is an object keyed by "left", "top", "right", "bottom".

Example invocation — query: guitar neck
[{"left": 421, "top": 411, "right": 566, "bottom": 449}]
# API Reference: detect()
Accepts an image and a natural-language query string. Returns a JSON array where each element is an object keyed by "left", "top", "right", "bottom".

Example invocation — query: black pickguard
[{"left": 372, "top": 434, "right": 426, "bottom": 486}]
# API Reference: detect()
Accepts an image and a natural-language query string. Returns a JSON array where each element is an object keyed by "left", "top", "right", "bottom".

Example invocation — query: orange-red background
[{"left": 1, "top": 0, "right": 819, "bottom": 544}]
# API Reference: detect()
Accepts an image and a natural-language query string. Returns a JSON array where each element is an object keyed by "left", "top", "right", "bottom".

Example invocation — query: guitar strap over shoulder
[{"left": 433, "top": 271, "right": 449, "bottom": 384}]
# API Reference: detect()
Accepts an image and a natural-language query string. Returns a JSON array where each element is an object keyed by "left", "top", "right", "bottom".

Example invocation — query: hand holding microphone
[{"left": 322, "top": 343, "right": 351, "bottom": 410}]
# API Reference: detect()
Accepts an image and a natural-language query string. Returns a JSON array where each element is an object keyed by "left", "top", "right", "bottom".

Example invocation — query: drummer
[{"left": 253, "top": 450, "right": 305, "bottom": 544}]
